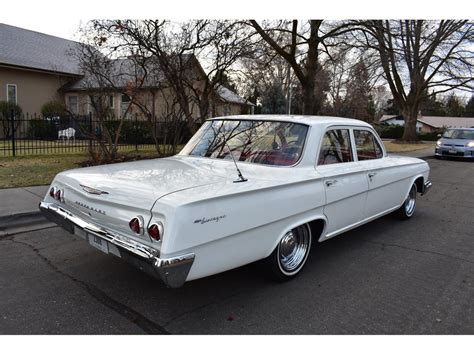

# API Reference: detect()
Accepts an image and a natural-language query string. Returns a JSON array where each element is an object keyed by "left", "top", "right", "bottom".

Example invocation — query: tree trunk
[
  {"left": 401, "top": 108, "right": 419, "bottom": 142},
  {"left": 302, "top": 81, "right": 319, "bottom": 115}
]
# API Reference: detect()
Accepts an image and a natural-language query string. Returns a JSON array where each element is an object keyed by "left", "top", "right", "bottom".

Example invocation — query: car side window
[
  {"left": 318, "top": 129, "right": 353, "bottom": 165},
  {"left": 354, "top": 130, "right": 383, "bottom": 160}
]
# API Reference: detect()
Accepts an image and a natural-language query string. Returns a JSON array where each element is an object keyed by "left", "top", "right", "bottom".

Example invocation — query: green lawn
[
  {"left": 383, "top": 141, "right": 434, "bottom": 153},
  {"left": 0, "top": 139, "right": 157, "bottom": 157},
  {"left": 0, "top": 150, "right": 161, "bottom": 189}
]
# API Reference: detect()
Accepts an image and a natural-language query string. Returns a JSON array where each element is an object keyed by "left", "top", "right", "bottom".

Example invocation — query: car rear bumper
[
  {"left": 421, "top": 180, "right": 432, "bottom": 196},
  {"left": 39, "top": 201, "right": 194, "bottom": 288}
]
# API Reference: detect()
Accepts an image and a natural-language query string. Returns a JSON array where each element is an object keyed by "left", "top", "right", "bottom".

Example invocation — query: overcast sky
[
  {"left": 3, "top": 19, "right": 82, "bottom": 41},
  {"left": 2, "top": 0, "right": 470, "bottom": 42}
]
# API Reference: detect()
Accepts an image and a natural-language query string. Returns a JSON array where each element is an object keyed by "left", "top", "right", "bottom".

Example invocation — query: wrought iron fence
[{"left": 0, "top": 111, "right": 191, "bottom": 157}]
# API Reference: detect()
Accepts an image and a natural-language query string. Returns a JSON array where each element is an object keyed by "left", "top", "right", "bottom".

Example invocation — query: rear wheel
[
  {"left": 396, "top": 183, "right": 417, "bottom": 220},
  {"left": 264, "top": 223, "right": 312, "bottom": 281}
]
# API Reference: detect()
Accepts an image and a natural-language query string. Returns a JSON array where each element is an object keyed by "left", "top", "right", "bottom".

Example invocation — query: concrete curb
[{"left": 0, "top": 211, "right": 55, "bottom": 237}]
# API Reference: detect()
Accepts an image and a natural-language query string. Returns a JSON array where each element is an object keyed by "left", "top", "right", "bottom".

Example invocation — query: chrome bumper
[
  {"left": 39, "top": 201, "right": 194, "bottom": 288},
  {"left": 421, "top": 180, "right": 432, "bottom": 196}
]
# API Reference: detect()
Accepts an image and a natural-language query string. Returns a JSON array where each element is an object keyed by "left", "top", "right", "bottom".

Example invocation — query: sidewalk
[
  {"left": 0, "top": 185, "right": 52, "bottom": 236},
  {"left": 0, "top": 185, "right": 49, "bottom": 218},
  {"left": 389, "top": 146, "right": 435, "bottom": 159}
]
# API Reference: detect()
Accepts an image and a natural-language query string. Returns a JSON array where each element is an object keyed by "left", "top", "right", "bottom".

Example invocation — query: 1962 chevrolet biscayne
[{"left": 40, "top": 115, "right": 432, "bottom": 288}]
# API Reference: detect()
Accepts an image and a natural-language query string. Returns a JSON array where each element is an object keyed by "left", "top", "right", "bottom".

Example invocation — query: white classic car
[{"left": 40, "top": 115, "right": 432, "bottom": 288}]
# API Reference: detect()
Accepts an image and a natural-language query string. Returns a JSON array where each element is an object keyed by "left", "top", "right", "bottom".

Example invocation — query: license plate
[
  {"left": 73, "top": 226, "right": 88, "bottom": 240},
  {"left": 89, "top": 235, "right": 109, "bottom": 254},
  {"left": 449, "top": 149, "right": 456, "bottom": 154}
]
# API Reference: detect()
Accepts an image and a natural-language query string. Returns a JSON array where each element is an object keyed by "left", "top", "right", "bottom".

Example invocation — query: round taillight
[
  {"left": 49, "top": 187, "right": 56, "bottom": 198},
  {"left": 54, "top": 189, "right": 62, "bottom": 201},
  {"left": 129, "top": 217, "right": 141, "bottom": 234},
  {"left": 148, "top": 224, "right": 161, "bottom": 241}
]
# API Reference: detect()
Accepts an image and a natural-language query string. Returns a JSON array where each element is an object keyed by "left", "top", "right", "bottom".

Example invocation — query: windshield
[
  {"left": 442, "top": 129, "right": 474, "bottom": 140},
  {"left": 179, "top": 119, "right": 309, "bottom": 166}
]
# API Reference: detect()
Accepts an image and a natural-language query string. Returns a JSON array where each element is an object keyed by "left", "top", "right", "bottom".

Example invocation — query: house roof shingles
[
  {"left": 64, "top": 57, "right": 168, "bottom": 91},
  {"left": 418, "top": 116, "right": 474, "bottom": 129},
  {"left": 216, "top": 85, "right": 254, "bottom": 106},
  {"left": 0, "top": 23, "right": 81, "bottom": 75},
  {"left": 380, "top": 114, "right": 474, "bottom": 128}
]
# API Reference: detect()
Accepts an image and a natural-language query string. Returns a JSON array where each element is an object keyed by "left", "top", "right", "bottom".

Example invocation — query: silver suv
[{"left": 435, "top": 128, "right": 474, "bottom": 159}]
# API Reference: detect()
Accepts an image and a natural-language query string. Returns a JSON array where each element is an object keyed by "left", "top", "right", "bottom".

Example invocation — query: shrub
[
  {"left": 27, "top": 119, "right": 57, "bottom": 140},
  {"left": 102, "top": 120, "right": 154, "bottom": 144},
  {"left": 41, "top": 100, "right": 67, "bottom": 118},
  {"left": 418, "top": 128, "right": 444, "bottom": 141},
  {"left": 0, "top": 101, "right": 22, "bottom": 119},
  {"left": 378, "top": 124, "right": 405, "bottom": 139}
]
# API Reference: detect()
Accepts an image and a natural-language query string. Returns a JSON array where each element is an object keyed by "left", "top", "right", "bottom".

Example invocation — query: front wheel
[
  {"left": 264, "top": 223, "right": 312, "bottom": 281},
  {"left": 396, "top": 183, "right": 417, "bottom": 220}
]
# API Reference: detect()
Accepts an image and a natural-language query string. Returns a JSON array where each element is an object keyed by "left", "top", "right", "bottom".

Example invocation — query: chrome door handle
[{"left": 325, "top": 180, "right": 338, "bottom": 187}]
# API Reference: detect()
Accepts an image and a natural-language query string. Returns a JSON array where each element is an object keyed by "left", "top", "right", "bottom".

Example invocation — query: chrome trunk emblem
[
  {"left": 80, "top": 184, "right": 109, "bottom": 195},
  {"left": 75, "top": 201, "right": 106, "bottom": 215}
]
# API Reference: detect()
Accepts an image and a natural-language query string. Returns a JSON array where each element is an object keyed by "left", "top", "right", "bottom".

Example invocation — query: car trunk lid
[{"left": 52, "top": 157, "right": 227, "bottom": 241}]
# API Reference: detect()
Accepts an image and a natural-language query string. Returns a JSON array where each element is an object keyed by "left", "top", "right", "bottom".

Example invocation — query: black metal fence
[{"left": 0, "top": 112, "right": 191, "bottom": 157}]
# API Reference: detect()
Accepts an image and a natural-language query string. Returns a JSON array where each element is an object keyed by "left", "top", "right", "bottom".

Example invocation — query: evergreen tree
[
  {"left": 420, "top": 92, "right": 446, "bottom": 116},
  {"left": 260, "top": 83, "right": 287, "bottom": 114},
  {"left": 344, "top": 59, "right": 373, "bottom": 121},
  {"left": 463, "top": 95, "right": 474, "bottom": 117},
  {"left": 445, "top": 93, "right": 464, "bottom": 117}
]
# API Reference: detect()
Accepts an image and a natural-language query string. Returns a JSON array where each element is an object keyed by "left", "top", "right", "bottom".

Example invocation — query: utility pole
[
  {"left": 288, "top": 84, "right": 292, "bottom": 115},
  {"left": 287, "top": 64, "right": 292, "bottom": 115}
]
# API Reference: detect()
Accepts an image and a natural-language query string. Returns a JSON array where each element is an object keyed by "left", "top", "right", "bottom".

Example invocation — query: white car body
[{"left": 40, "top": 115, "right": 432, "bottom": 287}]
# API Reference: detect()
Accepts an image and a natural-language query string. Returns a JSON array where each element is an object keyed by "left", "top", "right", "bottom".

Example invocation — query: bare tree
[
  {"left": 184, "top": 20, "right": 255, "bottom": 120},
  {"left": 248, "top": 20, "right": 356, "bottom": 115},
  {"left": 86, "top": 20, "right": 253, "bottom": 133},
  {"left": 355, "top": 20, "right": 473, "bottom": 141},
  {"left": 70, "top": 41, "right": 131, "bottom": 161}
]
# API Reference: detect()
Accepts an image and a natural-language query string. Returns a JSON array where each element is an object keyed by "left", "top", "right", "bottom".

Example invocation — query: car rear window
[{"left": 180, "top": 119, "right": 308, "bottom": 166}]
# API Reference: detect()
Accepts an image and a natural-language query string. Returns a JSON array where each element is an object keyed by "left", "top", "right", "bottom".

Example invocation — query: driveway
[{"left": 1, "top": 158, "right": 473, "bottom": 334}]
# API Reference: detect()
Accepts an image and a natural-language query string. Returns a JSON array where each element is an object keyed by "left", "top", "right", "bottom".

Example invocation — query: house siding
[
  {"left": 67, "top": 87, "right": 247, "bottom": 120},
  {"left": 0, "top": 66, "right": 76, "bottom": 115}
]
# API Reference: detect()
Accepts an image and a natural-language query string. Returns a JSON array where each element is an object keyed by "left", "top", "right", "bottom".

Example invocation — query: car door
[
  {"left": 316, "top": 128, "right": 369, "bottom": 239},
  {"left": 353, "top": 128, "right": 406, "bottom": 218}
]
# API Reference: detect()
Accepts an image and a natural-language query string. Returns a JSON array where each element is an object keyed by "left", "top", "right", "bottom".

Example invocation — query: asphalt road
[{"left": 1, "top": 158, "right": 473, "bottom": 334}]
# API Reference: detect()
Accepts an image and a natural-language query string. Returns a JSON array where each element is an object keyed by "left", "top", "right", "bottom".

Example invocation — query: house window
[
  {"left": 7, "top": 84, "right": 17, "bottom": 104},
  {"left": 108, "top": 95, "right": 114, "bottom": 108},
  {"left": 67, "top": 95, "right": 78, "bottom": 115},
  {"left": 223, "top": 105, "right": 231, "bottom": 116},
  {"left": 120, "top": 94, "right": 131, "bottom": 119}
]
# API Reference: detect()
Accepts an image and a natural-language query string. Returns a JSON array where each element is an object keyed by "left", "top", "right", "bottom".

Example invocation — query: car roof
[
  {"left": 445, "top": 127, "right": 474, "bottom": 130},
  {"left": 208, "top": 115, "right": 373, "bottom": 129}
]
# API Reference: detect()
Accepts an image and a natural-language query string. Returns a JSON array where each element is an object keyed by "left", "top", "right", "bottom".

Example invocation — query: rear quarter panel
[{"left": 153, "top": 170, "right": 327, "bottom": 281}]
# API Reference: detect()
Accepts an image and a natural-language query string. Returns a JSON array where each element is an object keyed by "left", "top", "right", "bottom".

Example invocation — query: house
[
  {"left": 0, "top": 23, "right": 253, "bottom": 119},
  {"left": 0, "top": 23, "right": 82, "bottom": 114},
  {"left": 380, "top": 114, "right": 474, "bottom": 133},
  {"left": 61, "top": 54, "right": 253, "bottom": 120}
]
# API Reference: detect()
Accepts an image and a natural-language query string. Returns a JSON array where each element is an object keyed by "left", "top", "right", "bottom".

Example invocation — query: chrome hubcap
[
  {"left": 278, "top": 225, "right": 311, "bottom": 273},
  {"left": 405, "top": 185, "right": 416, "bottom": 216}
]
